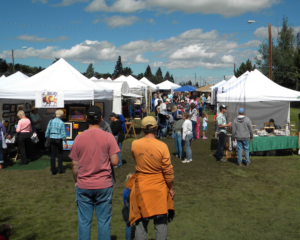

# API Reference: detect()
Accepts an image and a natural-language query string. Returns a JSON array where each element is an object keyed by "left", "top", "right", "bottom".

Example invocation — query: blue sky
[{"left": 1, "top": 0, "right": 300, "bottom": 84}]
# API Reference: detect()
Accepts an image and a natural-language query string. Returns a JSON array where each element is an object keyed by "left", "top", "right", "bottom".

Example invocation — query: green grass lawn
[{"left": 1, "top": 109, "right": 300, "bottom": 239}]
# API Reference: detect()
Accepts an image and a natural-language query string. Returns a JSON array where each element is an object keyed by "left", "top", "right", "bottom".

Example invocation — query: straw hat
[
  {"left": 171, "top": 105, "right": 178, "bottom": 113},
  {"left": 31, "top": 106, "right": 37, "bottom": 111}
]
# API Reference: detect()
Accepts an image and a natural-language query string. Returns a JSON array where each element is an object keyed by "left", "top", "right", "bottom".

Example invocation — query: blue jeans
[
  {"left": 184, "top": 134, "right": 193, "bottom": 160},
  {"left": 118, "top": 142, "right": 122, "bottom": 167},
  {"left": 237, "top": 140, "right": 250, "bottom": 164},
  {"left": 174, "top": 132, "right": 184, "bottom": 158},
  {"left": 191, "top": 120, "right": 196, "bottom": 139},
  {"left": 159, "top": 124, "right": 167, "bottom": 138},
  {"left": 203, "top": 103, "right": 206, "bottom": 112},
  {"left": 76, "top": 186, "right": 113, "bottom": 240},
  {"left": 126, "top": 225, "right": 132, "bottom": 240}
]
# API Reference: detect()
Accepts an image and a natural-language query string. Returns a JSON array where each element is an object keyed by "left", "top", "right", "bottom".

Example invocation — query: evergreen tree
[
  {"left": 52, "top": 58, "right": 60, "bottom": 65},
  {"left": 144, "top": 65, "right": 152, "bottom": 79},
  {"left": 0, "top": 59, "right": 8, "bottom": 72},
  {"left": 112, "top": 56, "right": 123, "bottom": 78},
  {"left": 85, "top": 63, "right": 95, "bottom": 78},
  {"left": 255, "top": 17, "right": 300, "bottom": 89},
  {"left": 234, "top": 59, "right": 256, "bottom": 78},
  {"left": 137, "top": 73, "right": 144, "bottom": 80},
  {"left": 155, "top": 67, "right": 163, "bottom": 83},
  {"left": 169, "top": 74, "right": 174, "bottom": 82},
  {"left": 164, "top": 71, "right": 170, "bottom": 80},
  {"left": 122, "top": 67, "right": 133, "bottom": 76}
]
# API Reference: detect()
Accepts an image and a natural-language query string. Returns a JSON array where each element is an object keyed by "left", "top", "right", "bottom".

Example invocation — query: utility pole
[
  {"left": 193, "top": 73, "right": 196, "bottom": 86},
  {"left": 268, "top": 23, "right": 272, "bottom": 80},
  {"left": 11, "top": 49, "right": 15, "bottom": 73}
]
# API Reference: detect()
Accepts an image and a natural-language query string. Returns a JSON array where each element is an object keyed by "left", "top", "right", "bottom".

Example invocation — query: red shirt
[
  {"left": 69, "top": 129, "right": 120, "bottom": 189},
  {"left": 214, "top": 114, "right": 218, "bottom": 124}
]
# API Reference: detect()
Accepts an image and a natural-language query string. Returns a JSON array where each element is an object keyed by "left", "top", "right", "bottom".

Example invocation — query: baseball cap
[
  {"left": 141, "top": 116, "right": 157, "bottom": 129},
  {"left": 88, "top": 106, "right": 102, "bottom": 119},
  {"left": 219, "top": 105, "right": 227, "bottom": 111},
  {"left": 109, "top": 112, "right": 118, "bottom": 118},
  {"left": 238, "top": 108, "right": 245, "bottom": 114}
]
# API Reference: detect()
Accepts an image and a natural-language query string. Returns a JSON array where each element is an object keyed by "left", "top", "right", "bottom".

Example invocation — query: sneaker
[
  {"left": 202, "top": 137, "right": 208, "bottom": 139},
  {"left": 237, "top": 163, "right": 242, "bottom": 166},
  {"left": 175, "top": 154, "right": 179, "bottom": 158},
  {"left": 182, "top": 159, "right": 190, "bottom": 163},
  {"left": 218, "top": 158, "right": 227, "bottom": 163},
  {"left": 246, "top": 162, "right": 250, "bottom": 166},
  {"left": 189, "top": 159, "right": 192, "bottom": 162}
]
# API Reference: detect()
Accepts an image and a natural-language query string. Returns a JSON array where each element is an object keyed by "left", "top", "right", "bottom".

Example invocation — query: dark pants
[
  {"left": 215, "top": 132, "right": 226, "bottom": 160},
  {"left": 50, "top": 138, "right": 63, "bottom": 173},
  {"left": 19, "top": 133, "right": 32, "bottom": 164},
  {"left": 191, "top": 120, "right": 196, "bottom": 139}
]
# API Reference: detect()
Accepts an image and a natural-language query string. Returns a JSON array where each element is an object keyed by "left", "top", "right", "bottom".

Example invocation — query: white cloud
[
  {"left": 134, "top": 54, "right": 149, "bottom": 63},
  {"left": 32, "top": 0, "right": 47, "bottom": 3},
  {"left": 85, "top": 0, "right": 279, "bottom": 17},
  {"left": 0, "top": 28, "right": 263, "bottom": 70},
  {"left": 146, "top": 18, "right": 155, "bottom": 25},
  {"left": 13, "top": 35, "right": 69, "bottom": 42},
  {"left": 253, "top": 26, "right": 300, "bottom": 39},
  {"left": 94, "top": 15, "right": 141, "bottom": 28},
  {"left": 52, "top": 0, "right": 89, "bottom": 7}
]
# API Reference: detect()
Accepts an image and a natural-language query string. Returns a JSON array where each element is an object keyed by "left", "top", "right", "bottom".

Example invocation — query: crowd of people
[{"left": 0, "top": 90, "right": 256, "bottom": 240}]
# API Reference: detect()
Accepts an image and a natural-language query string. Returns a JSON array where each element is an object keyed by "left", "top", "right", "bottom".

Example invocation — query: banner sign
[{"left": 35, "top": 90, "right": 64, "bottom": 108}]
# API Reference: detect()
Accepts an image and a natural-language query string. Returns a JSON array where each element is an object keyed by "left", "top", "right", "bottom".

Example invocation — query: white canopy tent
[
  {"left": 216, "top": 75, "right": 238, "bottom": 94},
  {"left": 0, "top": 58, "right": 113, "bottom": 101},
  {"left": 140, "top": 77, "right": 157, "bottom": 91},
  {"left": 209, "top": 79, "right": 226, "bottom": 105},
  {"left": 93, "top": 80, "right": 132, "bottom": 114},
  {"left": 0, "top": 71, "right": 29, "bottom": 88},
  {"left": 90, "top": 76, "right": 98, "bottom": 81},
  {"left": 0, "top": 75, "right": 6, "bottom": 80},
  {"left": 156, "top": 80, "right": 180, "bottom": 90},
  {"left": 217, "top": 69, "right": 300, "bottom": 128}
]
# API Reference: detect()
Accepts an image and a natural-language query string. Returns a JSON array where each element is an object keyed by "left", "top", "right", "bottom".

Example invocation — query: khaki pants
[{"left": 135, "top": 215, "right": 168, "bottom": 240}]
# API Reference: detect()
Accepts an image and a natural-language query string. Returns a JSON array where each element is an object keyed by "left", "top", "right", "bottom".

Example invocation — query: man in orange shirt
[{"left": 126, "top": 116, "right": 175, "bottom": 240}]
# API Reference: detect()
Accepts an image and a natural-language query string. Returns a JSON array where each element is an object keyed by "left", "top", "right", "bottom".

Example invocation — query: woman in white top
[
  {"left": 182, "top": 112, "right": 193, "bottom": 163},
  {"left": 189, "top": 103, "right": 197, "bottom": 140}
]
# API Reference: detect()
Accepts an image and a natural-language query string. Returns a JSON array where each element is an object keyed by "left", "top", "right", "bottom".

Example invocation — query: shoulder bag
[{"left": 1, "top": 129, "right": 7, "bottom": 149}]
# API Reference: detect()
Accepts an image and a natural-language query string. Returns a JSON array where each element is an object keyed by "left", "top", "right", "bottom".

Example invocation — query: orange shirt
[{"left": 126, "top": 138, "right": 174, "bottom": 224}]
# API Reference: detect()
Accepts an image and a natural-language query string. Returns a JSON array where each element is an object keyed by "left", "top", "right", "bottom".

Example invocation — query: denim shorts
[{"left": 203, "top": 126, "right": 207, "bottom": 131}]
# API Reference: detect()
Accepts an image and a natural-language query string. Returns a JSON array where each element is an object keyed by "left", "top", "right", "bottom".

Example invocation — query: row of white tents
[
  {"left": 209, "top": 69, "right": 300, "bottom": 128},
  {"left": 0, "top": 59, "right": 181, "bottom": 121}
]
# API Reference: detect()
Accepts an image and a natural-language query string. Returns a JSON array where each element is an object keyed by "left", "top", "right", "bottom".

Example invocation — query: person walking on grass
[
  {"left": 69, "top": 106, "right": 120, "bottom": 240},
  {"left": 232, "top": 108, "right": 253, "bottom": 166},
  {"left": 174, "top": 116, "right": 184, "bottom": 159},
  {"left": 202, "top": 112, "right": 208, "bottom": 139},
  {"left": 126, "top": 116, "right": 175, "bottom": 240},
  {"left": 182, "top": 112, "right": 193, "bottom": 163},
  {"left": 189, "top": 103, "right": 197, "bottom": 140},
  {"left": 214, "top": 105, "right": 231, "bottom": 163}
]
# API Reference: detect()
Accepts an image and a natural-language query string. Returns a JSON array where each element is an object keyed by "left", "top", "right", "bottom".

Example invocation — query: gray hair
[{"left": 55, "top": 110, "right": 64, "bottom": 118}]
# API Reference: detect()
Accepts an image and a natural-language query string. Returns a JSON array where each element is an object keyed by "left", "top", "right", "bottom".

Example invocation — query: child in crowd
[
  {"left": 195, "top": 111, "right": 200, "bottom": 139},
  {"left": 122, "top": 174, "right": 133, "bottom": 240},
  {"left": 202, "top": 112, "right": 208, "bottom": 139},
  {"left": 179, "top": 105, "right": 184, "bottom": 112},
  {"left": 0, "top": 223, "right": 13, "bottom": 240},
  {"left": 214, "top": 113, "right": 218, "bottom": 137},
  {"left": 174, "top": 116, "right": 185, "bottom": 159},
  {"left": 182, "top": 112, "right": 193, "bottom": 163}
]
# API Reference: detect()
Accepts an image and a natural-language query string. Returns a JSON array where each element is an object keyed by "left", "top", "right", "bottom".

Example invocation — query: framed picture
[
  {"left": 17, "top": 104, "right": 24, "bottom": 111},
  {"left": 59, "top": 108, "right": 67, "bottom": 119},
  {"left": 10, "top": 104, "right": 16, "bottom": 113},
  {"left": 68, "top": 107, "right": 86, "bottom": 122},
  {"left": 3, "top": 121, "right": 9, "bottom": 131},
  {"left": 64, "top": 122, "right": 72, "bottom": 139},
  {"left": 25, "top": 111, "right": 30, "bottom": 118},
  {"left": 9, "top": 114, "right": 15, "bottom": 124},
  {"left": 25, "top": 103, "right": 29, "bottom": 110},
  {"left": 31, "top": 101, "right": 35, "bottom": 107},
  {"left": 95, "top": 102, "right": 104, "bottom": 116},
  {"left": 2, "top": 112, "right": 10, "bottom": 118},
  {"left": 2, "top": 104, "right": 10, "bottom": 111}
]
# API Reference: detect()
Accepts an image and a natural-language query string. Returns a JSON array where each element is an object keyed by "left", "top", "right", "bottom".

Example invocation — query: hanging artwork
[
  {"left": 10, "top": 104, "right": 16, "bottom": 113},
  {"left": 95, "top": 102, "right": 104, "bottom": 117},
  {"left": 2, "top": 104, "right": 10, "bottom": 111},
  {"left": 17, "top": 104, "right": 24, "bottom": 111},
  {"left": 9, "top": 114, "right": 15, "bottom": 124},
  {"left": 68, "top": 107, "right": 86, "bottom": 122},
  {"left": 59, "top": 108, "right": 67, "bottom": 119},
  {"left": 2, "top": 112, "right": 10, "bottom": 118},
  {"left": 64, "top": 122, "right": 72, "bottom": 139}
]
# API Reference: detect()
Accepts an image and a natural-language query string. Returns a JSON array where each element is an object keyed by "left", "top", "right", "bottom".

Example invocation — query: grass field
[{"left": 1, "top": 109, "right": 300, "bottom": 240}]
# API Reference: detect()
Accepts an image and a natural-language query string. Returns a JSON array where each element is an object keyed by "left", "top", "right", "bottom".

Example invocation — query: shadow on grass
[
  {"left": 111, "top": 236, "right": 117, "bottom": 240},
  {"left": 0, "top": 216, "right": 13, "bottom": 222},
  {"left": 24, "top": 233, "right": 38, "bottom": 240},
  {"left": 210, "top": 138, "right": 218, "bottom": 150}
]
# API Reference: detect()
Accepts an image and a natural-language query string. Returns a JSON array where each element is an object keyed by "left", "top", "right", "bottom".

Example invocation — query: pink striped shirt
[{"left": 16, "top": 119, "right": 32, "bottom": 133}]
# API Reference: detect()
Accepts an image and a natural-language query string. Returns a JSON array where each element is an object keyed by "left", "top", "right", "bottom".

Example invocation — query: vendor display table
[{"left": 249, "top": 136, "right": 298, "bottom": 152}]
